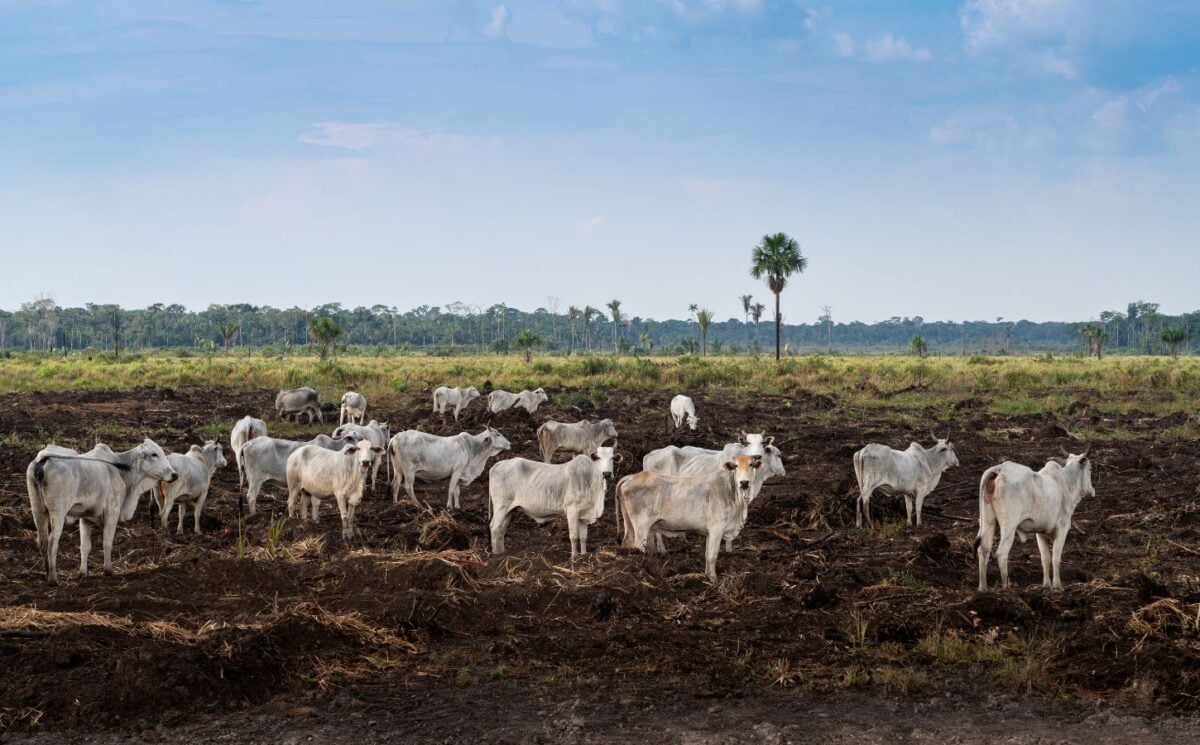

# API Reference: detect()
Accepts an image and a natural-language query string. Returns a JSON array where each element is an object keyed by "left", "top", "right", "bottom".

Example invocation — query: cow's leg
[
  {"left": 1035, "top": 534, "right": 1053, "bottom": 589},
  {"left": 914, "top": 490, "right": 927, "bottom": 528},
  {"left": 704, "top": 530, "right": 723, "bottom": 583},
  {"left": 653, "top": 530, "right": 666, "bottom": 555},
  {"left": 100, "top": 512, "right": 118, "bottom": 577},
  {"left": 309, "top": 494, "right": 320, "bottom": 524},
  {"left": 46, "top": 510, "right": 67, "bottom": 585},
  {"left": 857, "top": 486, "right": 875, "bottom": 529},
  {"left": 996, "top": 527, "right": 1017, "bottom": 590},
  {"left": 565, "top": 507, "right": 581, "bottom": 558},
  {"left": 246, "top": 478, "right": 262, "bottom": 517},
  {"left": 447, "top": 469, "right": 464, "bottom": 510},
  {"left": 78, "top": 519, "right": 92, "bottom": 578},
  {"left": 976, "top": 520, "right": 995, "bottom": 592},
  {"left": 577, "top": 520, "right": 589, "bottom": 556},
  {"left": 176, "top": 501, "right": 187, "bottom": 533},
  {"left": 903, "top": 494, "right": 914, "bottom": 527},
  {"left": 194, "top": 490, "right": 208, "bottom": 534},
  {"left": 338, "top": 496, "right": 352, "bottom": 540},
  {"left": 1050, "top": 529, "right": 1068, "bottom": 590},
  {"left": 287, "top": 482, "right": 301, "bottom": 518},
  {"left": 490, "top": 504, "right": 514, "bottom": 554}
]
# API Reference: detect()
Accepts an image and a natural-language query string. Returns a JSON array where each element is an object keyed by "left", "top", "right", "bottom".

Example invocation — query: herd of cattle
[{"left": 24, "top": 386, "right": 1095, "bottom": 592}]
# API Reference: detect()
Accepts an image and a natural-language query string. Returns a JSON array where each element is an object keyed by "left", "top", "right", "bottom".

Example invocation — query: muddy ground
[{"left": 0, "top": 385, "right": 1198, "bottom": 741}]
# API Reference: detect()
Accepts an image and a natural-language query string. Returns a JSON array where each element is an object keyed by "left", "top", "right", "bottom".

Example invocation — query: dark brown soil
[{"left": 1, "top": 385, "right": 1198, "bottom": 740}]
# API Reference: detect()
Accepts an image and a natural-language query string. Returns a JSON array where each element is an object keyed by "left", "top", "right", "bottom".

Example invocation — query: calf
[
  {"left": 852, "top": 437, "right": 958, "bottom": 528},
  {"left": 488, "top": 387, "right": 549, "bottom": 415},
  {"left": 617, "top": 454, "right": 762, "bottom": 582},
  {"left": 669, "top": 394, "right": 699, "bottom": 430},
  {"left": 286, "top": 439, "right": 382, "bottom": 540},
  {"left": 432, "top": 386, "right": 480, "bottom": 421},
  {"left": 230, "top": 416, "right": 268, "bottom": 491},
  {"left": 975, "top": 449, "right": 1094, "bottom": 591},
  {"left": 536, "top": 419, "right": 618, "bottom": 463},
  {"left": 26, "top": 439, "right": 178, "bottom": 584},
  {"left": 240, "top": 433, "right": 361, "bottom": 515},
  {"left": 275, "top": 387, "right": 322, "bottom": 424},
  {"left": 340, "top": 391, "right": 367, "bottom": 425},
  {"left": 154, "top": 441, "right": 228, "bottom": 534},
  {"left": 489, "top": 447, "right": 619, "bottom": 557}
]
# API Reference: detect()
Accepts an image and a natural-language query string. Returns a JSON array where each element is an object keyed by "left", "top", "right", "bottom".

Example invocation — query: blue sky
[{"left": 2, "top": 0, "right": 1198, "bottom": 323}]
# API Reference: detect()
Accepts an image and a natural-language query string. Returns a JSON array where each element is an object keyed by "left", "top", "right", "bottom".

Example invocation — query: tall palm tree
[
  {"left": 216, "top": 321, "right": 239, "bottom": 351},
  {"left": 750, "top": 232, "right": 808, "bottom": 360},
  {"left": 307, "top": 316, "right": 341, "bottom": 361},
  {"left": 751, "top": 302, "right": 765, "bottom": 350},
  {"left": 567, "top": 305, "right": 580, "bottom": 355},
  {"left": 739, "top": 294, "right": 753, "bottom": 350},
  {"left": 687, "top": 303, "right": 698, "bottom": 348},
  {"left": 606, "top": 299, "right": 622, "bottom": 354},
  {"left": 696, "top": 308, "right": 714, "bottom": 356},
  {"left": 583, "top": 305, "right": 595, "bottom": 351}
]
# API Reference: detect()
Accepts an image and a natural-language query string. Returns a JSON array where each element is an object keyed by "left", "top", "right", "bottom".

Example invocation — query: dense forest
[{"left": 2, "top": 297, "right": 1195, "bottom": 356}]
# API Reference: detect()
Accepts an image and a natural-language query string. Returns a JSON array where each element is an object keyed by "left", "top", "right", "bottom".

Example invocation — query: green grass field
[{"left": 2, "top": 351, "right": 1198, "bottom": 418}]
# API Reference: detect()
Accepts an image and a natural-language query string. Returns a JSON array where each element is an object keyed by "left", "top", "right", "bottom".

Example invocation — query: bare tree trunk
[{"left": 774, "top": 293, "right": 782, "bottom": 361}]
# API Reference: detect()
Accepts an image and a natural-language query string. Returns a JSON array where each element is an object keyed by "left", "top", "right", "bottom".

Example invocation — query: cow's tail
[
  {"left": 974, "top": 469, "right": 1001, "bottom": 554},
  {"left": 852, "top": 449, "right": 864, "bottom": 493},
  {"left": 432, "top": 390, "right": 439, "bottom": 413},
  {"left": 26, "top": 458, "right": 50, "bottom": 554},
  {"left": 536, "top": 424, "right": 550, "bottom": 462},
  {"left": 615, "top": 475, "right": 637, "bottom": 547},
  {"left": 388, "top": 439, "right": 403, "bottom": 502}
]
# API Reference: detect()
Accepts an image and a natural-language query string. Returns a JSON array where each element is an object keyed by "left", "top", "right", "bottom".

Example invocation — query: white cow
[
  {"left": 389, "top": 427, "right": 512, "bottom": 509},
  {"left": 489, "top": 447, "right": 620, "bottom": 558},
  {"left": 239, "top": 433, "right": 362, "bottom": 516},
  {"left": 339, "top": 391, "right": 368, "bottom": 425},
  {"left": 230, "top": 416, "right": 268, "bottom": 491},
  {"left": 643, "top": 432, "right": 774, "bottom": 474},
  {"left": 975, "top": 450, "right": 1095, "bottom": 591},
  {"left": 669, "top": 394, "right": 699, "bottom": 430},
  {"left": 639, "top": 442, "right": 786, "bottom": 552},
  {"left": 26, "top": 439, "right": 178, "bottom": 584},
  {"left": 275, "top": 387, "right": 322, "bottom": 424},
  {"left": 488, "top": 387, "right": 549, "bottom": 415},
  {"left": 432, "top": 386, "right": 480, "bottom": 421},
  {"left": 286, "top": 439, "right": 382, "bottom": 540},
  {"left": 536, "top": 419, "right": 619, "bottom": 463},
  {"left": 153, "top": 441, "right": 228, "bottom": 534},
  {"left": 617, "top": 454, "right": 763, "bottom": 582},
  {"left": 333, "top": 420, "right": 391, "bottom": 489},
  {"left": 852, "top": 437, "right": 959, "bottom": 528}
]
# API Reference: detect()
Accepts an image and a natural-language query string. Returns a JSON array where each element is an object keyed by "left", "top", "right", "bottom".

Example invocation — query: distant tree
[
  {"left": 696, "top": 308, "right": 714, "bottom": 356},
  {"left": 750, "top": 232, "right": 808, "bottom": 360},
  {"left": 583, "top": 305, "right": 595, "bottom": 351},
  {"left": 638, "top": 331, "right": 653, "bottom": 353},
  {"left": 545, "top": 296, "right": 560, "bottom": 350},
  {"left": 819, "top": 304, "right": 834, "bottom": 353},
  {"left": 1162, "top": 327, "right": 1187, "bottom": 359},
  {"left": 1079, "top": 323, "right": 1108, "bottom": 359},
  {"left": 216, "top": 321, "right": 239, "bottom": 350},
  {"left": 910, "top": 334, "right": 927, "bottom": 358},
  {"left": 512, "top": 329, "right": 542, "bottom": 363},
  {"left": 606, "top": 299, "right": 623, "bottom": 354},
  {"left": 750, "top": 302, "right": 765, "bottom": 351},
  {"left": 308, "top": 316, "right": 341, "bottom": 360},
  {"left": 739, "top": 294, "right": 753, "bottom": 348},
  {"left": 567, "top": 305, "right": 580, "bottom": 355},
  {"left": 688, "top": 303, "right": 699, "bottom": 348}
]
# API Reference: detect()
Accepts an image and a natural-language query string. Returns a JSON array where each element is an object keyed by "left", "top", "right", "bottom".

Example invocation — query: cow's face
[
  {"left": 739, "top": 432, "right": 772, "bottom": 458},
  {"left": 533, "top": 388, "right": 548, "bottom": 403},
  {"left": 934, "top": 439, "right": 959, "bottom": 468},
  {"left": 591, "top": 446, "right": 622, "bottom": 480},
  {"left": 724, "top": 454, "right": 763, "bottom": 496},
  {"left": 204, "top": 440, "right": 228, "bottom": 469},
  {"left": 345, "top": 440, "right": 382, "bottom": 472},
  {"left": 139, "top": 438, "right": 178, "bottom": 482},
  {"left": 601, "top": 420, "right": 619, "bottom": 442},
  {"left": 763, "top": 445, "right": 786, "bottom": 479},
  {"left": 487, "top": 427, "right": 512, "bottom": 454},
  {"left": 1074, "top": 453, "right": 1095, "bottom": 498},
  {"left": 465, "top": 387, "right": 481, "bottom": 400}
]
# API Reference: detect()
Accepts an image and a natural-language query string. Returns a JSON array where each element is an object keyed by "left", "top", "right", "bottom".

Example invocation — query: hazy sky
[{"left": 2, "top": 1, "right": 1198, "bottom": 324}]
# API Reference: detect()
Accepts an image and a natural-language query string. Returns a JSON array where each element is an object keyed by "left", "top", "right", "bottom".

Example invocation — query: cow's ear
[
  {"left": 591, "top": 453, "right": 599, "bottom": 460},
  {"left": 614, "top": 453, "right": 623, "bottom": 463},
  {"left": 482, "top": 436, "right": 492, "bottom": 446},
  {"left": 723, "top": 461, "right": 737, "bottom": 471},
  {"left": 764, "top": 436, "right": 774, "bottom": 446},
  {"left": 344, "top": 448, "right": 356, "bottom": 456},
  {"left": 751, "top": 459, "right": 763, "bottom": 469},
  {"left": 373, "top": 447, "right": 384, "bottom": 454},
  {"left": 738, "top": 430, "right": 748, "bottom": 443}
]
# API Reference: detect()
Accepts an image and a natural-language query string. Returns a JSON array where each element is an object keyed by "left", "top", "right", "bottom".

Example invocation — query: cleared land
[{"left": 0, "top": 355, "right": 1198, "bottom": 741}]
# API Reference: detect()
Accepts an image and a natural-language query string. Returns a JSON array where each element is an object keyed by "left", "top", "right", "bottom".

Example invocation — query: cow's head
[
  {"left": 465, "top": 387, "right": 481, "bottom": 400},
  {"left": 591, "top": 446, "right": 622, "bottom": 481},
  {"left": 738, "top": 432, "right": 773, "bottom": 458},
  {"left": 762, "top": 444, "right": 786, "bottom": 480},
  {"left": 138, "top": 438, "right": 178, "bottom": 483},
  {"left": 598, "top": 419, "right": 619, "bottom": 443},
  {"left": 484, "top": 427, "right": 512, "bottom": 455},
  {"left": 1065, "top": 447, "right": 1094, "bottom": 499},
  {"left": 532, "top": 388, "right": 548, "bottom": 403},
  {"left": 344, "top": 439, "right": 383, "bottom": 473},
  {"left": 686, "top": 413, "right": 699, "bottom": 431},
  {"left": 203, "top": 440, "right": 228, "bottom": 469},
  {"left": 931, "top": 437, "right": 959, "bottom": 469},
  {"left": 724, "top": 454, "right": 763, "bottom": 497}
]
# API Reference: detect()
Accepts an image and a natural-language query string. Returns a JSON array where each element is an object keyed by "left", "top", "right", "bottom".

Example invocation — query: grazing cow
[
  {"left": 432, "top": 386, "right": 480, "bottom": 421},
  {"left": 488, "top": 387, "right": 549, "bottom": 415},
  {"left": 617, "top": 455, "right": 763, "bottom": 582},
  {"left": 669, "top": 394, "right": 699, "bottom": 430},
  {"left": 286, "top": 440, "right": 382, "bottom": 540},
  {"left": 852, "top": 437, "right": 959, "bottom": 528},
  {"left": 275, "top": 387, "right": 322, "bottom": 424},
  {"left": 489, "top": 447, "right": 620, "bottom": 557},
  {"left": 389, "top": 427, "right": 511, "bottom": 508},
  {"left": 975, "top": 449, "right": 1095, "bottom": 591},
  {"left": 639, "top": 443, "right": 786, "bottom": 552},
  {"left": 240, "top": 433, "right": 362, "bottom": 516},
  {"left": 26, "top": 439, "right": 178, "bottom": 585},
  {"left": 230, "top": 416, "right": 268, "bottom": 491},
  {"left": 536, "top": 419, "right": 619, "bottom": 463},
  {"left": 153, "top": 441, "right": 228, "bottom": 534},
  {"left": 333, "top": 420, "right": 391, "bottom": 489},
  {"left": 340, "top": 391, "right": 367, "bottom": 425}
]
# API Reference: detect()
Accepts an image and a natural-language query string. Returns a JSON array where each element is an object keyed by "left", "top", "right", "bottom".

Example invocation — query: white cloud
[
  {"left": 803, "top": 7, "right": 831, "bottom": 32},
  {"left": 297, "top": 122, "right": 502, "bottom": 153},
  {"left": 959, "top": 0, "right": 1079, "bottom": 54},
  {"left": 484, "top": 4, "right": 509, "bottom": 38},
  {"left": 832, "top": 32, "right": 930, "bottom": 63},
  {"left": 575, "top": 214, "right": 603, "bottom": 239},
  {"left": 1038, "top": 50, "right": 1075, "bottom": 79}
]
